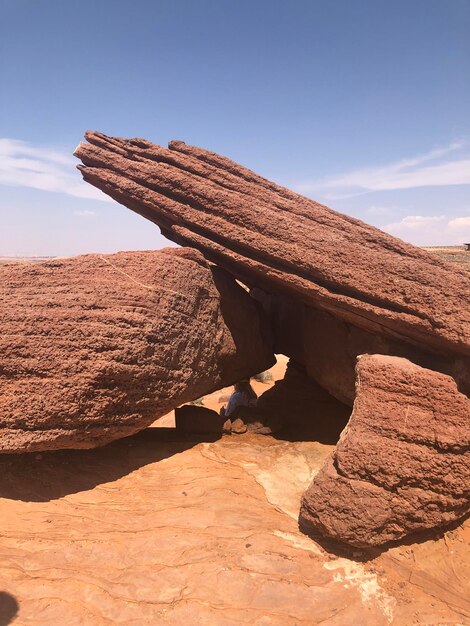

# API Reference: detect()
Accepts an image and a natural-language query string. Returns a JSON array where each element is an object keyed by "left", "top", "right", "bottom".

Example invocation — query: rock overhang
[{"left": 1, "top": 130, "right": 468, "bottom": 549}]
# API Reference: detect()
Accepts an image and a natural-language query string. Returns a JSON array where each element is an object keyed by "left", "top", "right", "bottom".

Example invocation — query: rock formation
[
  {"left": 0, "top": 248, "right": 274, "bottom": 453},
  {"left": 251, "top": 289, "right": 470, "bottom": 404},
  {"left": 2, "top": 130, "right": 468, "bottom": 548},
  {"left": 300, "top": 355, "right": 470, "bottom": 547},
  {"left": 5, "top": 428, "right": 468, "bottom": 625},
  {"left": 73, "top": 132, "right": 470, "bottom": 547}
]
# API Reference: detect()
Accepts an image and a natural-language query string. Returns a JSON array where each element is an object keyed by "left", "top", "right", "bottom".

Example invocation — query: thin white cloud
[
  {"left": 448, "top": 216, "right": 470, "bottom": 232},
  {"left": 297, "top": 141, "right": 470, "bottom": 199},
  {"left": 362, "top": 205, "right": 397, "bottom": 217},
  {"left": 73, "top": 209, "right": 97, "bottom": 217},
  {"left": 0, "top": 138, "right": 112, "bottom": 202},
  {"left": 384, "top": 214, "right": 470, "bottom": 246}
]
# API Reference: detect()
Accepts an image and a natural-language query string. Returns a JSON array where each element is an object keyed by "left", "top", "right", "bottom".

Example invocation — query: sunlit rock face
[
  {"left": 72, "top": 132, "right": 469, "bottom": 547},
  {"left": 300, "top": 355, "right": 470, "bottom": 547},
  {"left": 0, "top": 248, "right": 274, "bottom": 453},
  {"left": 75, "top": 131, "right": 470, "bottom": 367}
]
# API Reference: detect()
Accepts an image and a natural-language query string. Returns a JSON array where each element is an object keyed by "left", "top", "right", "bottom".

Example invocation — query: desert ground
[
  {"left": 0, "top": 257, "right": 55, "bottom": 265},
  {"left": 0, "top": 247, "right": 468, "bottom": 625},
  {"left": 423, "top": 246, "right": 470, "bottom": 271},
  {"left": 0, "top": 355, "right": 469, "bottom": 625}
]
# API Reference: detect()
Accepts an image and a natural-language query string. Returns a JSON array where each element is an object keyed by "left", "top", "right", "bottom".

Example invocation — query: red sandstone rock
[
  {"left": 7, "top": 131, "right": 463, "bottom": 550},
  {"left": 6, "top": 429, "right": 466, "bottom": 625},
  {"left": 74, "top": 132, "right": 470, "bottom": 367},
  {"left": 0, "top": 249, "right": 274, "bottom": 453},
  {"left": 299, "top": 354, "right": 470, "bottom": 547}
]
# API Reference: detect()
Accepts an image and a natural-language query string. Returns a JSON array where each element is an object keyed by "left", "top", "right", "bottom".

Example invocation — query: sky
[{"left": 1, "top": 0, "right": 469, "bottom": 256}]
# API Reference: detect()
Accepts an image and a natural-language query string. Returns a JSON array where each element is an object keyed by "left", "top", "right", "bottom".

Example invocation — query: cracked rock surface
[{"left": 0, "top": 428, "right": 468, "bottom": 625}]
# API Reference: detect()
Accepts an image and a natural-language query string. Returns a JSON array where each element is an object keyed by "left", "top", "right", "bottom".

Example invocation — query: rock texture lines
[
  {"left": 6, "top": 432, "right": 467, "bottom": 625},
  {"left": 75, "top": 132, "right": 470, "bottom": 365},
  {"left": 300, "top": 355, "right": 470, "bottom": 547},
  {"left": 1, "top": 131, "right": 468, "bottom": 550},
  {"left": 77, "top": 132, "right": 470, "bottom": 547},
  {"left": 0, "top": 248, "right": 273, "bottom": 452}
]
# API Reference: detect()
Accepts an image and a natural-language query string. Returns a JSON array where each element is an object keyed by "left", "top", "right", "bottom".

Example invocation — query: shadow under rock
[
  {"left": 0, "top": 592, "right": 19, "bottom": 626},
  {"left": 258, "top": 361, "right": 351, "bottom": 445},
  {"left": 0, "top": 427, "right": 217, "bottom": 503},
  {"left": 299, "top": 511, "right": 470, "bottom": 561}
]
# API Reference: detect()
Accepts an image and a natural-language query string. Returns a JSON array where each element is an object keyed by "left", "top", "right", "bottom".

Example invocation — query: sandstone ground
[{"left": 1, "top": 356, "right": 469, "bottom": 625}]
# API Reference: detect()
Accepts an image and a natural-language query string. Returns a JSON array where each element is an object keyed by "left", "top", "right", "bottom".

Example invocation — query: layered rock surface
[
  {"left": 2, "top": 132, "right": 467, "bottom": 552},
  {"left": 0, "top": 248, "right": 274, "bottom": 453},
  {"left": 1, "top": 425, "right": 469, "bottom": 625},
  {"left": 300, "top": 354, "right": 470, "bottom": 547},
  {"left": 74, "top": 132, "right": 470, "bottom": 367}
]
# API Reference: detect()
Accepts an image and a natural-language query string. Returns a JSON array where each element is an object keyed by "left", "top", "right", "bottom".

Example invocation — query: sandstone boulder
[
  {"left": 0, "top": 248, "right": 274, "bottom": 453},
  {"left": 4, "top": 130, "right": 462, "bottom": 549},
  {"left": 299, "top": 354, "right": 470, "bottom": 547},
  {"left": 175, "top": 405, "right": 225, "bottom": 435}
]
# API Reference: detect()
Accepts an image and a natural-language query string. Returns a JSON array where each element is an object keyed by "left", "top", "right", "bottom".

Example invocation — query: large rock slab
[
  {"left": 74, "top": 132, "right": 470, "bottom": 365},
  {"left": 0, "top": 248, "right": 274, "bottom": 453},
  {"left": 299, "top": 354, "right": 470, "bottom": 547}
]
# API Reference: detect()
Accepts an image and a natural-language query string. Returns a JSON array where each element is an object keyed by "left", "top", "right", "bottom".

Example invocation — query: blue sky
[{"left": 1, "top": 0, "right": 469, "bottom": 255}]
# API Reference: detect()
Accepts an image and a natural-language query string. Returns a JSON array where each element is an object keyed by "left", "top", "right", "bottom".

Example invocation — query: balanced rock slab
[
  {"left": 299, "top": 354, "right": 470, "bottom": 547},
  {"left": 74, "top": 132, "right": 470, "bottom": 367},
  {"left": 0, "top": 248, "right": 274, "bottom": 453}
]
